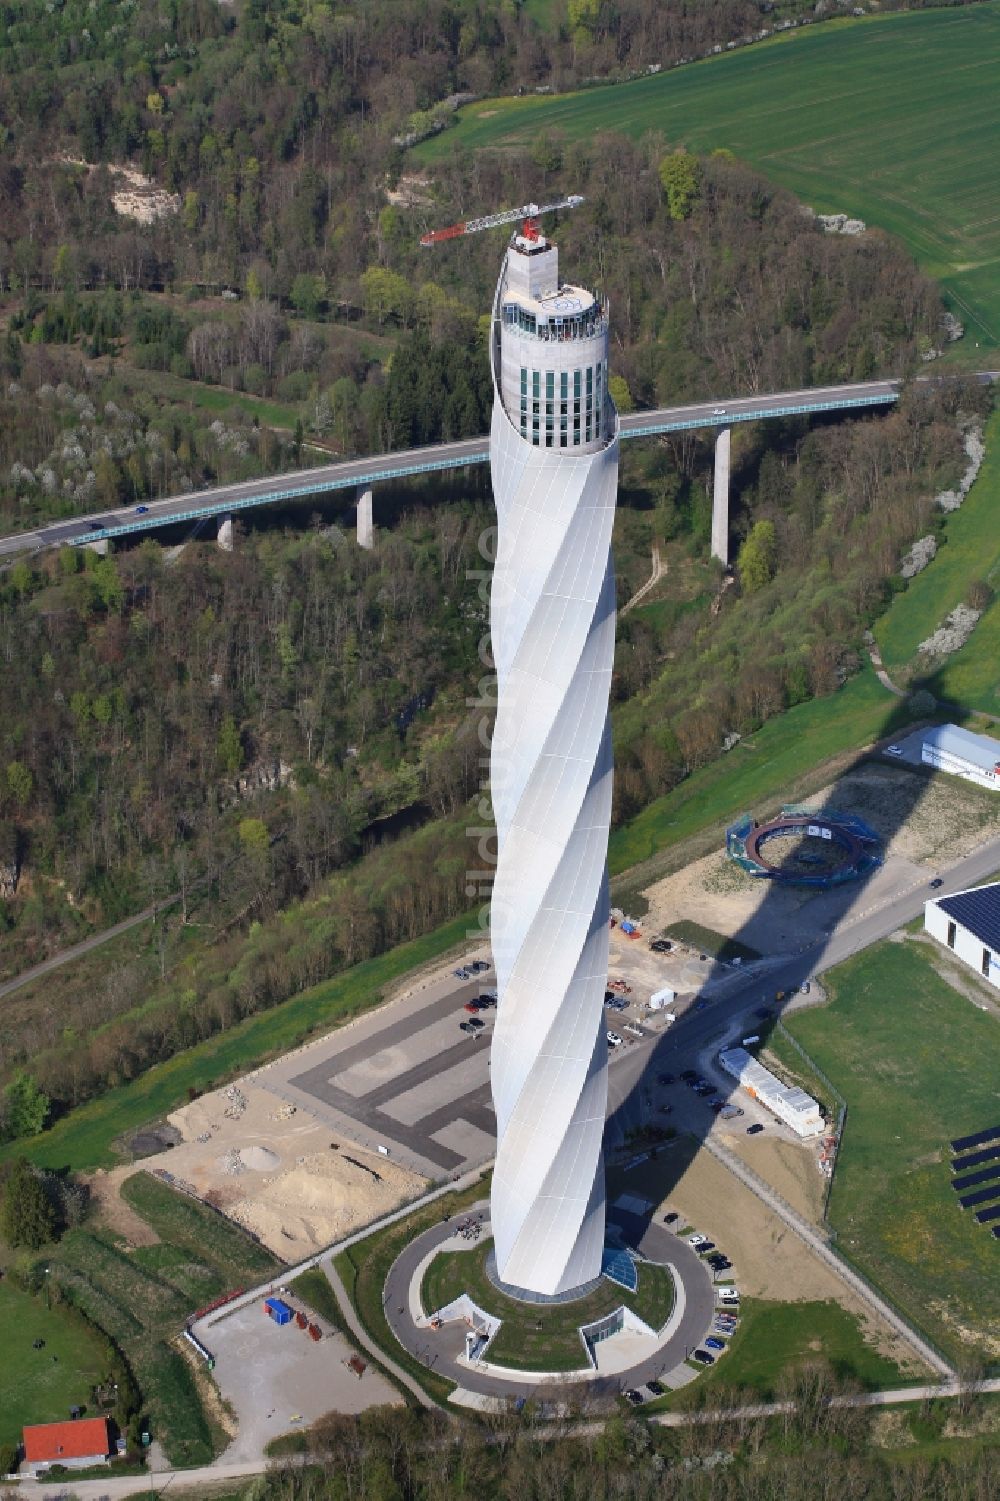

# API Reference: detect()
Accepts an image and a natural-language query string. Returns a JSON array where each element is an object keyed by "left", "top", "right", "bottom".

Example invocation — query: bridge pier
[
  {"left": 217, "top": 513, "right": 234, "bottom": 552},
  {"left": 711, "top": 426, "right": 731, "bottom": 566},
  {"left": 356, "top": 486, "right": 374, "bottom": 550},
  {"left": 84, "top": 538, "right": 109, "bottom": 557}
]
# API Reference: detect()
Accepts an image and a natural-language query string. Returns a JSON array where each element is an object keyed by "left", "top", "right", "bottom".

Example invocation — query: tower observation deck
[{"left": 487, "top": 229, "right": 619, "bottom": 1298}]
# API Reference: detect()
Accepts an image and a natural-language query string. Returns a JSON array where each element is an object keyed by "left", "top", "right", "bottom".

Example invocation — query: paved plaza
[{"left": 260, "top": 953, "right": 499, "bottom": 1178}]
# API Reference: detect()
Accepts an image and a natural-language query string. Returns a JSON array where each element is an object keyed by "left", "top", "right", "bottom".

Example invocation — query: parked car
[
  {"left": 680, "top": 1069, "right": 697, "bottom": 1081},
  {"left": 746, "top": 1123, "right": 765, "bottom": 1135},
  {"left": 886, "top": 744, "right": 904, "bottom": 757},
  {"left": 704, "top": 1337, "right": 726, "bottom": 1351},
  {"left": 663, "top": 1211, "right": 679, "bottom": 1224},
  {"left": 657, "top": 1073, "right": 675, "bottom": 1086},
  {"left": 467, "top": 1016, "right": 485, "bottom": 1030},
  {"left": 693, "top": 1349, "right": 715, "bottom": 1365},
  {"left": 607, "top": 1031, "right": 624, "bottom": 1048},
  {"left": 687, "top": 1233, "right": 708, "bottom": 1247},
  {"left": 695, "top": 999, "right": 708, "bottom": 1011},
  {"left": 799, "top": 981, "right": 811, "bottom": 994},
  {"left": 459, "top": 1021, "right": 478, "bottom": 1034},
  {"left": 464, "top": 1001, "right": 482, "bottom": 1013},
  {"left": 623, "top": 1389, "right": 644, "bottom": 1407},
  {"left": 930, "top": 877, "right": 944, "bottom": 889},
  {"left": 697, "top": 1242, "right": 716, "bottom": 1255},
  {"left": 645, "top": 1379, "right": 665, "bottom": 1397}
]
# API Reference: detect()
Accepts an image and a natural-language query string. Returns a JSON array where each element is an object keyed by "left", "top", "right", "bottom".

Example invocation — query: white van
[
  {"left": 717, "top": 1288, "right": 740, "bottom": 1304},
  {"left": 741, "top": 1034, "right": 761, "bottom": 1047}
]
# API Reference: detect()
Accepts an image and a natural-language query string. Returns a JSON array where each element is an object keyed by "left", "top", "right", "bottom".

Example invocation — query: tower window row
[{"left": 518, "top": 363, "right": 605, "bottom": 448}]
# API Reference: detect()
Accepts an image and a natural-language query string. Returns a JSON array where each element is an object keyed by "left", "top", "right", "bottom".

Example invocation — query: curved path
[
  {"left": 382, "top": 1200, "right": 716, "bottom": 1399},
  {"left": 621, "top": 544, "right": 665, "bottom": 616}
]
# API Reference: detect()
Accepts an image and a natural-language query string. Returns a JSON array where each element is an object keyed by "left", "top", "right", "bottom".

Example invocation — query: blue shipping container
[{"left": 264, "top": 1297, "right": 293, "bottom": 1326}]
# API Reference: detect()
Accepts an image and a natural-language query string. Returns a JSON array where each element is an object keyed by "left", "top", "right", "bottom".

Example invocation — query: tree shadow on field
[{"left": 600, "top": 684, "right": 977, "bottom": 1315}]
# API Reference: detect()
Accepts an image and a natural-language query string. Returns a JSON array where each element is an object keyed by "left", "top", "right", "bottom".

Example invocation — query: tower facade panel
[{"left": 488, "top": 233, "right": 619, "bottom": 1297}]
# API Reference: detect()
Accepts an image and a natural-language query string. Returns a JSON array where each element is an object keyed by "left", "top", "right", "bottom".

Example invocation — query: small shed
[{"left": 264, "top": 1296, "right": 293, "bottom": 1326}]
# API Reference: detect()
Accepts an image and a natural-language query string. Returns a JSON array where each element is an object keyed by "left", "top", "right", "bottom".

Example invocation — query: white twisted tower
[{"left": 488, "top": 226, "right": 619, "bottom": 1297}]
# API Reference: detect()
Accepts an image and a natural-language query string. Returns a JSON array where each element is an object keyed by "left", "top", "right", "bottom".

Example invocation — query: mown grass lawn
[
  {"left": 784, "top": 939, "right": 1000, "bottom": 1365},
  {"left": 421, "top": 1238, "right": 674, "bottom": 1373},
  {"left": 334, "top": 1176, "right": 491, "bottom": 1405},
  {"left": 419, "top": 4, "right": 1000, "bottom": 344},
  {"left": 650, "top": 1297, "right": 909, "bottom": 1411},
  {"left": 0, "top": 1280, "right": 109, "bottom": 1449}
]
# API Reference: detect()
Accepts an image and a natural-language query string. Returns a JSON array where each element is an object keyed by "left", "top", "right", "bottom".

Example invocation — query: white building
[
  {"left": 921, "top": 724, "right": 1000, "bottom": 791},
  {"left": 925, "top": 882, "right": 1000, "bottom": 991},
  {"left": 718, "top": 1048, "right": 825, "bottom": 1138},
  {"left": 488, "top": 223, "right": 619, "bottom": 1297}
]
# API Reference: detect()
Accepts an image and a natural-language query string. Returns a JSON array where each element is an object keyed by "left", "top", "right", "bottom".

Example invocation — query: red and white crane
[{"left": 419, "top": 194, "right": 584, "bottom": 247}]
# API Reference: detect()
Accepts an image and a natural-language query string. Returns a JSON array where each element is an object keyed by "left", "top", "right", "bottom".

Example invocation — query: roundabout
[{"left": 381, "top": 1200, "right": 718, "bottom": 1401}]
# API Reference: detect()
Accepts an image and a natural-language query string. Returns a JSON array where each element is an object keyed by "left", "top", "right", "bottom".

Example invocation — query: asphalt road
[
  {"left": 381, "top": 1199, "right": 716, "bottom": 1401},
  {"left": 0, "top": 379, "right": 906, "bottom": 559},
  {"left": 608, "top": 829, "right": 1000, "bottom": 1117}
]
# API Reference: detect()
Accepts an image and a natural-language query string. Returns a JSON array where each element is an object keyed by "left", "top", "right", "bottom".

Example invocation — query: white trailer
[{"left": 649, "top": 986, "right": 676, "bottom": 1010}]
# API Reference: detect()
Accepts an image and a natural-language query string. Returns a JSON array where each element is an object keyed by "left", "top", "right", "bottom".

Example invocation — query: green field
[
  {"left": 421, "top": 1238, "right": 674, "bottom": 1372},
  {"left": 0, "top": 1280, "right": 109, "bottom": 1449},
  {"left": 652, "top": 1297, "right": 908, "bottom": 1410},
  {"left": 419, "top": 5, "right": 1000, "bottom": 344},
  {"left": 876, "top": 406, "right": 1000, "bottom": 712},
  {"left": 784, "top": 939, "right": 1000, "bottom": 1366},
  {"left": 43, "top": 1173, "right": 280, "bottom": 1466}
]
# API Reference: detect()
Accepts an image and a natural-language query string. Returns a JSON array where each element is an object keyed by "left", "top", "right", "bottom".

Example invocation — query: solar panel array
[
  {"left": 951, "top": 1123, "right": 1000, "bottom": 1154},
  {"left": 950, "top": 1125, "right": 1000, "bottom": 1243},
  {"left": 952, "top": 1163, "right": 1000, "bottom": 1192},
  {"left": 958, "top": 1185, "right": 1000, "bottom": 1210},
  {"left": 952, "top": 1143, "right": 1000, "bottom": 1174}
]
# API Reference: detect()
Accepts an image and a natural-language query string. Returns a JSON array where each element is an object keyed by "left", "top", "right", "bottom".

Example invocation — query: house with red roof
[{"left": 21, "top": 1417, "right": 111, "bottom": 1473}]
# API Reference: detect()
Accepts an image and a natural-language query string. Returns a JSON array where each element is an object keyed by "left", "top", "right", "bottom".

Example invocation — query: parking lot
[{"left": 202, "top": 1296, "right": 402, "bottom": 1459}]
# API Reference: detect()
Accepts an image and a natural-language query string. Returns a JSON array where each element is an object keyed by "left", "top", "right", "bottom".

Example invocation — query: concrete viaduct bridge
[{"left": 0, "top": 379, "right": 910, "bottom": 567}]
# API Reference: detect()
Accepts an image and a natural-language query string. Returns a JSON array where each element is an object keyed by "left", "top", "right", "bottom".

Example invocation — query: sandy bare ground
[
  {"left": 725, "top": 1131, "right": 827, "bottom": 1226},
  {"left": 641, "top": 763, "right": 1000, "bottom": 956},
  {"left": 648, "top": 1139, "right": 928, "bottom": 1377},
  {"left": 92, "top": 1083, "right": 427, "bottom": 1262}
]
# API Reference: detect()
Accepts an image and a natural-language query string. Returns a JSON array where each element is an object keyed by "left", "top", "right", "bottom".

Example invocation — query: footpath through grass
[
  {"left": 876, "top": 407, "right": 1000, "bottom": 714},
  {"left": 784, "top": 938, "right": 1000, "bottom": 1366},
  {"left": 0, "top": 1279, "right": 108, "bottom": 1449},
  {"left": 421, "top": 1238, "right": 674, "bottom": 1372},
  {"left": 652, "top": 1297, "right": 908, "bottom": 1410},
  {"left": 333, "top": 1175, "right": 490, "bottom": 1405},
  {"left": 419, "top": 4, "right": 1000, "bottom": 343},
  {"left": 42, "top": 1173, "right": 280, "bottom": 1467},
  {"left": 8, "top": 912, "right": 474, "bottom": 1173}
]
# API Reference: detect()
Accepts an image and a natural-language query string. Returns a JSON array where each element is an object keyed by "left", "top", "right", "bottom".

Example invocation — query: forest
[
  {"left": 0, "top": 0, "right": 992, "bottom": 1139},
  {"left": 225, "top": 1396, "right": 997, "bottom": 1501}
]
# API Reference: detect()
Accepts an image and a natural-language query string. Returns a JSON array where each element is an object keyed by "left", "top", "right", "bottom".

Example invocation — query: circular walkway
[{"left": 383, "top": 1201, "right": 717, "bottom": 1401}]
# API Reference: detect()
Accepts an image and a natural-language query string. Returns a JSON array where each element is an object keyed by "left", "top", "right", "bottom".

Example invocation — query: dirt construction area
[
  {"left": 641, "top": 759, "right": 1000, "bottom": 958},
  {"left": 111, "top": 1083, "right": 427, "bottom": 1262}
]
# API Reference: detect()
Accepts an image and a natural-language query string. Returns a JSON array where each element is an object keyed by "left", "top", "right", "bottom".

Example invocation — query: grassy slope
[
  {"left": 876, "top": 406, "right": 1000, "bottom": 712},
  {"left": 418, "top": 4, "right": 1000, "bottom": 344},
  {"left": 609, "top": 664, "right": 905, "bottom": 872},
  {"left": 784, "top": 939, "right": 1000, "bottom": 1364},
  {"left": 652, "top": 1297, "right": 907, "bottom": 1409},
  {"left": 0, "top": 1280, "right": 109, "bottom": 1448},
  {"left": 6, "top": 913, "right": 474, "bottom": 1173}
]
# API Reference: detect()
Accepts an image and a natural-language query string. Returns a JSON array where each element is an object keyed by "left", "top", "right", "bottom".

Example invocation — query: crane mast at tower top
[{"left": 419, "top": 194, "right": 584, "bottom": 247}]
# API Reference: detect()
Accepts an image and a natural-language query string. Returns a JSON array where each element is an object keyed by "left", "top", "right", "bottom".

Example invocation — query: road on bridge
[{"left": 0, "top": 380, "right": 905, "bottom": 559}]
